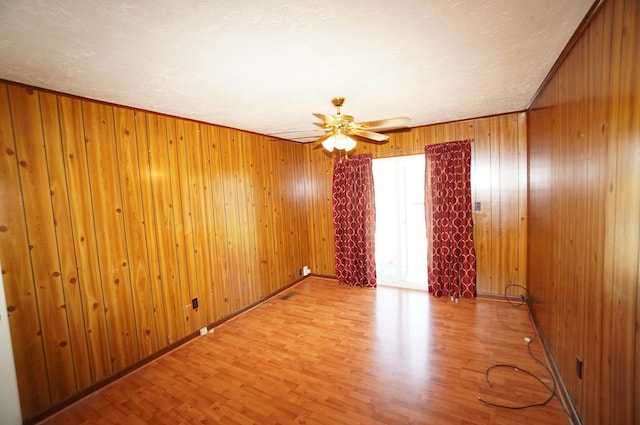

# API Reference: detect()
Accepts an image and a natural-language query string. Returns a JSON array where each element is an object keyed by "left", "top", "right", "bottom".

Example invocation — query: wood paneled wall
[
  {"left": 303, "top": 112, "right": 528, "bottom": 296},
  {"left": 0, "top": 81, "right": 310, "bottom": 420},
  {"left": 527, "top": 0, "right": 639, "bottom": 423}
]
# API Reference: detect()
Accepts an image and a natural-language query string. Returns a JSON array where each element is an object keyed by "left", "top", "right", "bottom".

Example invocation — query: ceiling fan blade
[
  {"left": 312, "top": 132, "right": 332, "bottom": 145},
  {"left": 351, "top": 129, "right": 389, "bottom": 142},
  {"left": 312, "top": 113, "right": 336, "bottom": 124},
  {"left": 357, "top": 117, "right": 412, "bottom": 131}
]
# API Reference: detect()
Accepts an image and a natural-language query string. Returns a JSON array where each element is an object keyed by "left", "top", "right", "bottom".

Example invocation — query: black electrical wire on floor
[
  {"left": 476, "top": 338, "right": 556, "bottom": 409},
  {"left": 493, "top": 283, "right": 531, "bottom": 333},
  {"left": 476, "top": 284, "right": 565, "bottom": 412},
  {"left": 504, "top": 283, "right": 529, "bottom": 307}
]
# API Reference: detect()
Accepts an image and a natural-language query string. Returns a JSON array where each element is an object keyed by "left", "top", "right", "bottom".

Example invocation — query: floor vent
[{"left": 280, "top": 291, "right": 297, "bottom": 300}]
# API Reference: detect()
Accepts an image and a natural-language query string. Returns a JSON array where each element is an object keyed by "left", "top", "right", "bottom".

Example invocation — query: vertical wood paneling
[
  {"left": 58, "top": 96, "right": 112, "bottom": 383},
  {"left": 146, "top": 113, "right": 185, "bottom": 345},
  {"left": 604, "top": 1, "right": 639, "bottom": 423},
  {"left": 595, "top": 3, "right": 617, "bottom": 414},
  {"left": 1, "top": 84, "right": 311, "bottom": 419},
  {"left": 561, "top": 18, "right": 588, "bottom": 406},
  {"left": 249, "top": 134, "right": 265, "bottom": 297},
  {"left": 259, "top": 139, "right": 277, "bottom": 293},
  {"left": 304, "top": 113, "right": 527, "bottom": 295},
  {"left": 206, "top": 126, "right": 231, "bottom": 319},
  {"left": 292, "top": 145, "right": 309, "bottom": 280},
  {"left": 303, "top": 146, "right": 334, "bottom": 275},
  {"left": 134, "top": 111, "right": 168, "bottom": 348},
  {"left": 273, "top": 141, "right": 288, "bottom": 291},
  {"left": 82, "top": 101, "right": 139, "bottom": 372},
  {"left": 580, "top": 9, "right": 607, "bottom": 421},
  {"left": 516, "top": 113, "right": 527, "bottom": 291},
  {"left": 281, "top": 143, "right": 301, "bottom": 283},
  {"left": 265, "top": 138, "right": 287, "bottom": 291},
  {"left": 233, "top": 132, "right": 256, "bottom": 307},
  {"left": 192, "top": 123, "right": 218, "bottom": 323},
  {"left": 8, "top": 85, "right": 76, "bottom": 404},
  {"left": 113, "top": 107, "right": 158, "bottom": 359},
  {"left": 165, "top": 118, "right": 196, "bottom": 333},
  {"left": 488, "top": 117, "right": 504, "bottom": 291},
  {"left": 218, "top": 128, "right": 243, "bottom": 312},
  {"left": 625, "top": 4, "right": 640, "bottom": 423},
  {"left": 254, "top": 137, "right": 272, "bottom": 297},
  {"left": 528, "top": 0, "right": 639, "bottom": 423},
  {"left": 498, "top": 114, "right": 521, "bottom": 287},
  {"left": 472, "top": 118, "right": 493, "bottom": 292},
  {"left": 0, "top": 84, "right": 50, "bottom": 417},
  {"left": 183, "top": 120, "right": 214, "bottom": 325},
  {"left": 40, "top": 92, "right": 93, "bottom": 391}
]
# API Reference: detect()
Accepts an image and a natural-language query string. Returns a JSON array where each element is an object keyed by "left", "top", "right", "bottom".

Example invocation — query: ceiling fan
[{"left": 312, "top": 97, "right": 411, "bottom": 152}]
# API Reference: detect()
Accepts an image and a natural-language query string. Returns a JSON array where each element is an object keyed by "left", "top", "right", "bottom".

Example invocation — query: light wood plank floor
[{"left": 40, "top": 277, "right": 570, "bottom": 424}]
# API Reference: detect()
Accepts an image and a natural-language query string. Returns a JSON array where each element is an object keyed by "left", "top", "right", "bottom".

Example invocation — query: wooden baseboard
[
  {"left": 25, "top": 276, "right": 308, "bottom": 425},
  {"left": 308, "top": 273, "right": 337, "bottom": 280},
  {"left": 476, "top": 291, "right": 526, "bottom": 303},
  {"left": 528, "top": 302, "right": 583, "bottom": 425}
]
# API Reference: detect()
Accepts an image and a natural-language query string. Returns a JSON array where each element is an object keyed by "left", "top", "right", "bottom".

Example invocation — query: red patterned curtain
[
  {"left": 425, "top": 140, "right": 476, "bottom": 298},
  {"left": 332, "top": 154, "right": 377, "bottom": 288}
]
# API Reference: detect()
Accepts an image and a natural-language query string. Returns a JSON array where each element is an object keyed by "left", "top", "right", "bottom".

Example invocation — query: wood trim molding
[
  {"left": 476, "top": 291, "right": 525, "bottom": 304},
  {"left": 528, "top": 303, "right": 583, "bottom": 425}
]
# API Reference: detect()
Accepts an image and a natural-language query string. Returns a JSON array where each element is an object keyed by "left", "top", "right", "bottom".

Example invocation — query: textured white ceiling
[{"left": 0, "top": 0, "right": 593, "bottom": 142}]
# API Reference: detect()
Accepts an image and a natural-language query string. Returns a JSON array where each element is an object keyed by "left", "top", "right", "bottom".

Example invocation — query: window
[{"left": 372, "top": 155, "right": 427, "bottom": 290}]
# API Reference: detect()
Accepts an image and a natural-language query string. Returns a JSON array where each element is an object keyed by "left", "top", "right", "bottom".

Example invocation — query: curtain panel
[
  {"left": 332, "top": 154, "right": 377, "bottom": 288},
  {"left": 425, "top": 140, "right": 476, "bottom": 298}
]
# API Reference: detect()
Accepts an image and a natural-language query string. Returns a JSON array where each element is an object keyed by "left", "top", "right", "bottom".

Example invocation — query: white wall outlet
[
  {"left": 303, "top": 266, "right": 311, "bottom": 276},
  {"left": 199, "top": 327, "right": 208, "bottom": 336}
]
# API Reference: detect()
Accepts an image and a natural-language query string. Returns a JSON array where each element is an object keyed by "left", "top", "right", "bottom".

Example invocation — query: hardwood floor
[{"left": 39, "top": 277, "right": 570, "bottom": 424}]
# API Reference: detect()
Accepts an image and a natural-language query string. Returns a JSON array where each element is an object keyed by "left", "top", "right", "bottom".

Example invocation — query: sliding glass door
[{"left": 372, "top": 154, "right": 427, "bottom": 290}]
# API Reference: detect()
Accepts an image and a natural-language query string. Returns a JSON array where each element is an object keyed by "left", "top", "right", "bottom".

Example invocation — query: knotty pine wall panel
[
  {"left": 1, "top": 86, "right": 60, "bottom": 414},
  {"left": 40, "top": 92, "right": 95, "bottom": 391},
  {"left": 527, "top": 0, "right": 639, "bottom": 423},
  {"left": 0, "top": 81, "right": 310, "bottom": 420},
  {"left": 303, "top": 112, "right": 528, "bottom": 296},
  {"left": 113, "top": 107, "right": 159, "bottom": 359},
  {"left": 58, "top": 95, "right": 114, "bottom": 385},
  {"left": 12, "top": 84, "right": 80, "bottom": 404},
  {"left": 84, "top": 101, "right": 140, "bottom": 372}
]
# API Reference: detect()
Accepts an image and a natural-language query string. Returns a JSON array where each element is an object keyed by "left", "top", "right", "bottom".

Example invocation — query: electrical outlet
[
  {"left": 191, "top": 297, "right": 198, "bottom": 310},
  {"left": 576, "top": 356, "right": 583, "bottom": 379}
]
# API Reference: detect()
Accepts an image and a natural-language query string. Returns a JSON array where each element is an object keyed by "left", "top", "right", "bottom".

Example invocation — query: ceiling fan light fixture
[
  {"left": 334, "top": 133, "right": 356, "bottom": 151},
  {"left": 322, "top": 133, "right": 356, "bottom": 152},
  {"left": 321, "top": 138, "right": 335, "bottom": 152}
]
